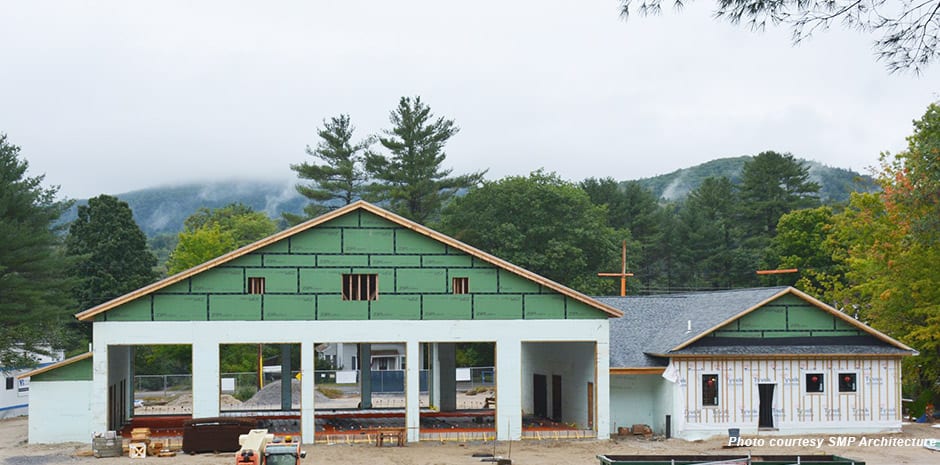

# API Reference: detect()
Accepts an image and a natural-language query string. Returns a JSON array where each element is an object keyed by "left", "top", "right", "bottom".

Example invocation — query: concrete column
[
  {"left": 438, "top": 343, "right": 457, "bottom": 412},
  {"left": 405, "top": 340, "right": 421, "bottom": 442},
  {"left": 595, "top": 341, "right": 610, "bottom": 439},
  {"left": 429, "top": 343, "right": 439, "bottom": 409},
  {"left": 496, "top": 339, "right": 522, "bottom": 440},
  {"left": 90, "top": 339, "right": 109, "bottom": 434},
  {"left": 191, "top": 340, "right": 220, "bottom": 419},
  {"left": 300, "top": 341, "right": 315, "bottom": 444},
  {"left": 359, "top": 343, "right": 372, "bottom": 409},
  {"left": 280, "top": 344, "right": 292, "bottom": 411}
]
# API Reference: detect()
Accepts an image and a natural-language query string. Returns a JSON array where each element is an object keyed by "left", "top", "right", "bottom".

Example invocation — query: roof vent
[{"left": 686, "top": 320, "right": 692, "bottom": 333}]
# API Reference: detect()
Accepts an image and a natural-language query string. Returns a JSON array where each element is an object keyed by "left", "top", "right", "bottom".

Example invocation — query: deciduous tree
[
  {"left": 441, "top": 171, "right": 620, "bottom": 294},
  {"left": 167, "top": 203, "right": 277, "bottom": 274}
]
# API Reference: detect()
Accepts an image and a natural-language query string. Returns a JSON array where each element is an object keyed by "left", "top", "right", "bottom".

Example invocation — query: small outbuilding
[{"left": 600, "top": 287, "right": 916, "bottom": 440}]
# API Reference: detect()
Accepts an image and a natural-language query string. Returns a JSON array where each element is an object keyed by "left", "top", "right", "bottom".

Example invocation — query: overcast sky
[{"left": 2, "top": 1, "right": 938, "bottom": 199}]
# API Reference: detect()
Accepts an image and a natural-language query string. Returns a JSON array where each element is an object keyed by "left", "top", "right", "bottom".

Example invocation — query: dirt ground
[{"left": 2, "top": 416, "right": 938, "bottom": 465}]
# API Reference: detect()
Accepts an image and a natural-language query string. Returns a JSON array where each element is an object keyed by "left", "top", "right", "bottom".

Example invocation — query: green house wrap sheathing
[
  {"left": 98, "top": 209, "right": 608, "bottom": 322},
  {"left": 711, "top": 294, "right": 864, "bottom": 339},
  {"left": 30, "top": 357, "right": 93, "bottom": 382}
]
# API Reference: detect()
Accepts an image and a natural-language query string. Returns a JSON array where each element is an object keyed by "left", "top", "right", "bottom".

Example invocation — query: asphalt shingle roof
[{"left": 598, "top": 287, "right": 912, "bottom": 368}]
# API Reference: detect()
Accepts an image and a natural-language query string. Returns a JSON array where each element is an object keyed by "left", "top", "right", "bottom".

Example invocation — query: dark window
[
  {"left": 342, "top": 274, "right": 378, "bottom": 301},
  {"left": 453, "top": 277, "right": 469, "bottom": 294},
  {"left": 702, "top": 374, "right": 719, "bottom": 406},
  {"left": 5, "top": 377, "right": 13, "bottom": 390},
  {"left": 248, "top": 277, "right": 265, "bottom": 294},
  {"left": 838, "top": 373, "right": 857, "bottom": 392},
  {"left": 806, "top": 373, "right": 825, "bottom": 393}
]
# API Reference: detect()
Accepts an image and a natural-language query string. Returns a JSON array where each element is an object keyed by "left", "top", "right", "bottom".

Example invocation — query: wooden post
[{"left": 597, "top": 240, "right": 634, "bottom": 296}]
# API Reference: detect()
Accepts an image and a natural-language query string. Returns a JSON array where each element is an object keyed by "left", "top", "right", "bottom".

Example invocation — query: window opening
[
  {"left": 838, "top": 373, "right": 856, "bottom": 392},
  {"left": 453, "top": 277, "right": 469, "bottom": 294},
  {"left": 806, "top": 373, "right": 825, "bottom": 393},
  {"left": 343, "top": 274, "right": 378, "bottom": 301},
  {"left": 248, "top": 277, "right": 265, "bottom": 294},
  {"left": 5, "top": 377, "right": 12, "bottom": 390},
  {"left": 702, "top": 374, "right": 719, "bottom": 406}
]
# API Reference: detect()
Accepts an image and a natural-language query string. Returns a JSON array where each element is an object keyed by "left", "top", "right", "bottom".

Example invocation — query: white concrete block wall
[{"left": 28, "top": 381, "right": 92, "bottom": 443}]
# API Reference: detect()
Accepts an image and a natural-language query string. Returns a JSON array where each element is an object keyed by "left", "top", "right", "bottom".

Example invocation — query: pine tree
[
  {"left": 66, "top": 195, "right": 158, "bottom": 313},
  {"left": 739, "top": 151, "right": 820, "bottom": 237},
  {"left": 0, "top": 134, "right": 75, "bottom": 367},
  {"left": 366, "top": 96, "right": 486, "bottom": 223},
  {"left": 289, "top": 114, "right": 372, "bottom": 223}
]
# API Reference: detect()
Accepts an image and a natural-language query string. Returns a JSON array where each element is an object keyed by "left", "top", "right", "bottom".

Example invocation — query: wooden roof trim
[
  {"left": 670, "top": 287, "right": 915, "bottom": 353},
  {"left": 75, "top": 202, "right": 362, "bottom": 321},
  {"left": 76, "top": 201, "right": 622, "bottom": 321},
  {"left": 610, "top": 367, "right": 666, "bottom": 375},
  {"left": 16, "top": 352, "right": 92, "bottom": 379},
  {"left": 786, "top": 287, "right": 914, "bottom": 352}
]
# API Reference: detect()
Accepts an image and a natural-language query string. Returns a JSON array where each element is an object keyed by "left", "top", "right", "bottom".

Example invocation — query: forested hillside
[
  {"left": 61, "top": 157, "right": 874, "bottom": 238},
  {"left": 635, "top": 157, "right": 878, "bottom": 202},
  {"left": 61, "top": 180, "right": 308, "bottom": 237}
]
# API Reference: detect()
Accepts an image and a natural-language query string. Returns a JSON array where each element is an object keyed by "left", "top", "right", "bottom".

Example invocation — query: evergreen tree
[
  {"left": 679, "top": 177, "right": 743, "bottom": 288},
  {"left": 0, "top": 134, "right": 75, "bottom": 367},
  {"left": 739, "top": 151, "right": 820, "bottom": 237},
  {"left": 365, "top": 96, "right": 486, "bottom": 223},
  {"left": 289, "top": 114, "right": 372, "bottom": 223},
  {"left": 66, "top": 195, "right": 158, "bottom": 313}
]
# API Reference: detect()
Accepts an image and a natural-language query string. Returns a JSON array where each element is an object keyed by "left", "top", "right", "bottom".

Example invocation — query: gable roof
[
  {"left": 16, "top": 352, "right": 92, "bottom": 379},
  {"left": 599, "top": 287, "right": 915, "bottom": 368},
  {"left": 76, "top": 201, "right": 622, "bottom": 321}
]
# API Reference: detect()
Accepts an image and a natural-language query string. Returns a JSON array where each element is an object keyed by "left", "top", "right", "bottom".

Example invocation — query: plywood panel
[
  {"left": 473, "top": 295, "right": 523, "bottom": 319},
  {"left": 396, "top": 230, "right": 447, "bottom": 254},
  {"left": 209, "top": 295, "right": 262, "bottom": 320},
  {"left": 246, "top": 268, "right": 299, "bottom": 293},
  {"left": 105, "top": 298, "right": 152, "bottom": 321},
  {"left": 290, "top": 228, "right": 342, "bottom": 253},
  {"left": 316, "top": 255, "right": 369, "bottom": 267},
  {"left": 498, "top": 271, "right": 542, "bottom": 293},
  {"left": 370, "top": 295, "right": 421, "bottom": 320},
  {"left": 299, "top": 268, "right": 339, "bottom": 293},
  {"left": 316, "top": 295, "right": 368, "bottom": 320},
  {"left": 396, "top": 268, "right": 447, "bottom": 293},
  {"left": 462, "top": 268, "right": 497, "bottom": 292},
  {"left": 369, "top": 255, "right": 421, "bottom": 267},
  {"left": 262, "top": 254, "right": 314, "bottom": 267},
  {"left": 153, "top": 295, "right": 207, "bottom": 321},
  {"left": 358, "top": 211, "right": 397, "bottom": 227},
  {"left": 343, "top": 229, "right": 395, "bottom": 253},
  {"left": 423, "top": 295, "right": 472, "bottom": 320},
  {"left": 421, "top": 254, "right": 473, "bottom": 267},
  {"left": 191, "top": 268, "right": 243, "bottom": 293},
  {"left": 737, "top": 305, "right": 786, "bottom": 330},
  {"left": 788, "top": 306, "right": 836, "bottom": 330},
  {"left": 567, "top": 299, "right": 606, "bottom": 319},
  {"left": 264, "top": 295, "right": 315, "bottom": 320},
  {"left": 524, "top": 294, "right": 566, "bottom": 319}
]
